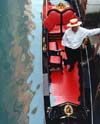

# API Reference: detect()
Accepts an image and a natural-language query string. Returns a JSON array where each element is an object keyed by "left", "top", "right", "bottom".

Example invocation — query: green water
[{"left": 0, "top": 0, "right": 31, "bottom": 124}]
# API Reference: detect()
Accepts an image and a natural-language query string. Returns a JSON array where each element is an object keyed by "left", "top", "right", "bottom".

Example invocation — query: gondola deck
[{"left": 50, "top": 58, "right": 80, "bottom": 106}]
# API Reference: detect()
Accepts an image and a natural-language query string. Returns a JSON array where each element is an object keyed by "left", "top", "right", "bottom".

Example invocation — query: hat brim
[{"left": 67, "top": 21, "right": 82, "bottom": 27}]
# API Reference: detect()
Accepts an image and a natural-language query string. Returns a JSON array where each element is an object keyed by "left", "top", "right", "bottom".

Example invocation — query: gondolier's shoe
[{"left": 63, "top": 59, "right": 69, "bottom": 66}]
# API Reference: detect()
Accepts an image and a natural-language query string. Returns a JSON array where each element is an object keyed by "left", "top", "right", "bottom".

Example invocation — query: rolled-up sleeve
[{"left": 86, "top": 28, "right": 100, "bottom": 36}]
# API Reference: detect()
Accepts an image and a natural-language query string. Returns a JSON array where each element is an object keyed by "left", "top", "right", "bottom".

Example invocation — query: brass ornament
[
  {"left": 64, "top": 104, "right": 73, "bottom": 116},
  {"left": 53, "top": 2, "right": 70, "bottom": 12}
]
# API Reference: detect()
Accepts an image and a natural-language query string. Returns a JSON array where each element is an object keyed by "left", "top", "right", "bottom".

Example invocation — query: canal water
[
  {"left": 27, "top": 1, "right": 45, "bottom": 124},
  {"left": 0, "top": 0, "right": 45, "bottom": 124}
]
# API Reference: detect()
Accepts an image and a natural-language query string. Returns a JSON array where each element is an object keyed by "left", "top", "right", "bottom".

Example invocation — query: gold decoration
[
  {"left": 64, "top": 104, "right": 73, "bottom": 116},
  {"left": 53, "top": 2, "right": 70, "bottom": 12}
]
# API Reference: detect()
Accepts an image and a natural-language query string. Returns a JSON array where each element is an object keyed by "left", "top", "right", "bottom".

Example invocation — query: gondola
[{"left": 42, "top": 1, "right": 100, "bottom": 124}]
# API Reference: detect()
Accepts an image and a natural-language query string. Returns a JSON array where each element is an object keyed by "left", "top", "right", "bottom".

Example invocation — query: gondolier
[{"left": 62, "top": 18, "right": 100, "bottom": 72}]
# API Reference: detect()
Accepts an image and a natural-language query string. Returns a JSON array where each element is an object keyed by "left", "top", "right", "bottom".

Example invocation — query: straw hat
[{"left": 67, "top": 18, "right": 82, "bottom": 27}]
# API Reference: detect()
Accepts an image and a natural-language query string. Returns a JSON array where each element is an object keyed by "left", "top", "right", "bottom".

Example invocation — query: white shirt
[{"left": 62, "top": 27, "right": 100, "bottom": 49}]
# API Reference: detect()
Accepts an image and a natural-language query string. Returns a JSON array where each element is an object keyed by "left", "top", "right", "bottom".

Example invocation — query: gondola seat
[
  {"left": 48, "top": 41, "right": 63, "bottom": 73},
  {"left": 43, "top": 6, "right": 77, "bottom": 40}
]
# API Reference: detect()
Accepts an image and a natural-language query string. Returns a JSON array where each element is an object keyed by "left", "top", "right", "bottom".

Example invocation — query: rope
[
  {"left": 80, "top": 48, "right": 86, "bottom": 107},
  {"left": 85, "top": 47, "right": 94, "bottom": 124},
  {"left": 74, "top": 0, "right": 81, "bottom": 18}
]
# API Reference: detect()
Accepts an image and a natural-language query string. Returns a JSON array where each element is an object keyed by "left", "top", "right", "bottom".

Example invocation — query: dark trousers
[
  {"left": 65, "top": 46, "right": 83, "bottom": 104},
  {"left": 65, "top": 46, "right": 81, "bottom": 67}
]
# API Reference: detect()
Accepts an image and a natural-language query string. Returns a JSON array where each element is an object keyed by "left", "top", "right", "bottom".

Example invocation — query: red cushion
[
  {"left": 49, "top": 25, "right": 67, "bottom": 33},
  {"left": 43, "top": 17, "right": 55, "bottom": 31},
  {"left": 62, "top": 10, "right": 77, "bottom": 25},
  {"left": 49, "top": 42, "right": 57, "bottom": 50},
  {"left": 43, "top": 11, "right": 60, "bottom": 32},
  {"left": 49, "top": 25, "right": 60, "bottom": 33},
  {"left": 50, "top": 56, "right": 61, "bottom": 64}
]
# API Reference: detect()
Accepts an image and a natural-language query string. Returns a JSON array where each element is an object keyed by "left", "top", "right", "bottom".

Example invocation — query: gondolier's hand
[
  {"left": 82, "top": 37, "right": 88, "bottom": 49},
  {"left": 94, "top": 35, "right": 100, "bottom": 56},
  {"left": 94, "top": 43, "right": 100, "bottom": 56}
]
